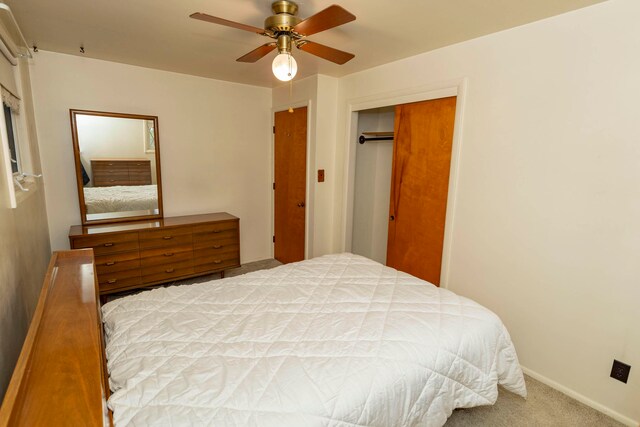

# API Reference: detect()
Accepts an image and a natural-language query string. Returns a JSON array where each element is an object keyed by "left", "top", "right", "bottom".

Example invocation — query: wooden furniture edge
[
  {"left": 0, "top": 249, "right": 112, "bottom": 426},
  {"left": 0, "top": 253, "right": 59, "bottom": 425}
]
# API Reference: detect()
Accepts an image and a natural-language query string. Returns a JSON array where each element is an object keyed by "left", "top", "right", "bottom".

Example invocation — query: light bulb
[{"left": 272, "top": 53, "right": 298, "bottom": 82}]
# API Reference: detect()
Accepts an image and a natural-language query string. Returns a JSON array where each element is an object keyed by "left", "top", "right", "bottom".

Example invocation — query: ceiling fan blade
[
  {"left": 190, "top": 12, "right": 266, "bottom": 35},
  {"left": 293, "top": 5, "right": 355, "bottom": 36},
  {"left": 297, "top": 41, "right": 354, "bottom": 65},
  {"left": 237, "top": 43, "right": 277, "bottom": 63}
]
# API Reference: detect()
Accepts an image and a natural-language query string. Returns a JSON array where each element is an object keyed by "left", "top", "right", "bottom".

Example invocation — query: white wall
[
  {"left": 76, "top": 115, "right": 156, "bottom": 185},
  {"left": 30, "top": 51, "right": 272, "bottom": 263},
  {"left": 351, "top": 107, "right": 394, "bottom": 263},
  {"left": 0, "top": 56, "right": 51, "bottom": 400},
  {"left": 331, "top": 0, "right": 640, "bottom": 423}
]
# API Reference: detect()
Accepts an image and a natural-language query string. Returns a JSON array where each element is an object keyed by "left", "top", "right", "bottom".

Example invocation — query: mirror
[{"left": 70, "top": 110, "right": 163, "bottom": 225}]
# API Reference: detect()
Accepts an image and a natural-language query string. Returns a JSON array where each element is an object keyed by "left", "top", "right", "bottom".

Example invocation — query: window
[
  {"left": 4, "top": 103, "right": 20, "bottom": 174},
  {"left": 145, "top": 119, "right": 155, "bottom": 153},
  {"left": 1, "top": 85, "right": 34, "bottom": 207}
]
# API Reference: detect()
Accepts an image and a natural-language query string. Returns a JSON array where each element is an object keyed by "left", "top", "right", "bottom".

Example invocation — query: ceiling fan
[{"left": 190, "top": 1, "right": 356, "bottom": 81}]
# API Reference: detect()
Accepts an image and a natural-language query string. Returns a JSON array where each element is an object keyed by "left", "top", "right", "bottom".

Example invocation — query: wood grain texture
[
  {"left": 294, "top": 5, "right": 355, "bottom": 36},
  {"left": 69, "top": 213, "right": 240, "bottom": 294},
  {"left": 91, "top": 159, "right": 152, "bottom": 187},
  {"left": 237, "top": 43, "right": 277, "bottom": 63},
  {"left": 0, "top": 250, "right": 110, "bottom": 427},
  {"left": 274, "top": 107, "right": 307, "bottom": 264},
  {"left": 386, "top": 97, "right": 457, "bottom": 285},
  {"left": 297, "top": 41, "right": 355, "bottom": 65},
  {"left": 190, "top": 12, "right": 266, "bottom": 34}
]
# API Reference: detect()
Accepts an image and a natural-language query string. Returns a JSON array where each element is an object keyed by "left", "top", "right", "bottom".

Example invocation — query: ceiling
[{"left": 6, "top": 0, "right": 605, "bottom": 87}]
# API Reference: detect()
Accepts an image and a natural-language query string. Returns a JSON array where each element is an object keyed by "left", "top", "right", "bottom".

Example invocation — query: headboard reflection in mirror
[{"left": 70, "top": 109, "right": 163, "bottom": 225}]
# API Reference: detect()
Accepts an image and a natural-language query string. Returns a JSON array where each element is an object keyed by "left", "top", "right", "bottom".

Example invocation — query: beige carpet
[
  {"left": 111, "top": 259, "right": 623, "bottom": 426},
  {"left": 446, "top": 375, "right": 622, "bottom": 426}
]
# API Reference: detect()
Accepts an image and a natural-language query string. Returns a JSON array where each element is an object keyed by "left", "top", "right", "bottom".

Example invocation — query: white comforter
[
  {"left": 102, "top": 253, "right": 526, "bottom": 426},
  {"left": 84, "top": 184, "right": 157, "bottom": 214}
]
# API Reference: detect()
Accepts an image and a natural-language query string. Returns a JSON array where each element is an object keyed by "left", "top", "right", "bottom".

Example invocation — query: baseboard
[{"left": 521, "top": 366, "right": 638, "bottom": 427}]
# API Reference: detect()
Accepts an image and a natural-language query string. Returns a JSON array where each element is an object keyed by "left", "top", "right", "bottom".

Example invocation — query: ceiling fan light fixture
[{"left": 272, "top": 52, "right": 298, "bottom": 81}]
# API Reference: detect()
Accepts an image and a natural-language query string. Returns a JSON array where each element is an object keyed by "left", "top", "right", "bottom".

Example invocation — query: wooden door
[
  {"left": 386, "top": 97, "right": 457, "bottom": 285},
  {"left": 274, "top": 107, "right": 307, "bottom": 263}
]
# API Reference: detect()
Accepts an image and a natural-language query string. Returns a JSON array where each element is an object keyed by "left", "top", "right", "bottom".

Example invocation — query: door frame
[
  {"left": 342, "top": 78, "right": 468, "bottom": 289},
  {"left": 271, "top": 101, "right": 313, "bottom": 260}
]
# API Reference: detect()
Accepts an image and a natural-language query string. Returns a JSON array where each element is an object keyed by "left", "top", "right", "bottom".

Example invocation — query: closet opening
[
  {"left": 351, "top": 106, "right": 395, "bottom": 265},
  {"left": 348, "top": 96, "right": 459, "bottom": 286}
]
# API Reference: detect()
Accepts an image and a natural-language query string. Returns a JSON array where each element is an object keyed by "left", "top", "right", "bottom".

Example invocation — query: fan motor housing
[
  {"left": 265, "top": 0, "right": 301, "bottom": 32},
  {"left": 272, "top": 1, "right": 298, "bottom": 15},
  {"left": 265, "top": 14, "right": 301, "bottom": 32}
]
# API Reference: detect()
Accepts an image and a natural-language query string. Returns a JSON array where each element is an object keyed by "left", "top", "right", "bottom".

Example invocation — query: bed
[
  {"left": 83, "top": 184, "right": 158, "bottom": 214},
  {"left": 102, "top": 253, "right": 526, "bottom": 426}
]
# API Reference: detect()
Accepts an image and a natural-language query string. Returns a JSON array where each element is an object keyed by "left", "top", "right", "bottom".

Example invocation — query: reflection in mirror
[{"left": 71, "top": 110, "right": 163, "bottom": 225}]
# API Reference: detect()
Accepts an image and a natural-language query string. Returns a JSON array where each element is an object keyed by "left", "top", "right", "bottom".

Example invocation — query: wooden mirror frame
[{"left": 70, "top": 109, "right": 164, "bottom": 225}]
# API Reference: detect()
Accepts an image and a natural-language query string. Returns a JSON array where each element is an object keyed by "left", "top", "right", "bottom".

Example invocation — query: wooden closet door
[
  {"left": 274, "top": 107, "right": 307, "bottom": 263},
  {"left": 386, "top": 97, "right": 457, "bottom": 285}
]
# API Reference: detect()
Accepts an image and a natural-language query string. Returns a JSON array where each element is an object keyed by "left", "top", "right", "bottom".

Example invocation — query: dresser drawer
[
  {"left": 97, "top": 269, "right": 141, "bottom": 288},
  {"left": 194, "top": 250, "right": 239, "bottom": 273},
  {"left": 72, "top": 232, "right": 139, "bottom": 255},
  {"left": 142, "top": 261, "right": 194, "bottom": 283},
  {"left": 93, "top": 176, "right": 130, "bottom": 187},
  {"left": 128, "top": 168, "right": 152, "bottom": 185},
  {"left": 193, "top": 236, "right": 239, "bottom": 251},
  {"left": 192, "top": 221, "right": 238, "bottom": 240},
  {"left": 92, "top": 160, "right": 129, "bottom": 169},
  {"left": 140, "top": 247, "right": 193, "bottom": 268},
  {"left": 126, "top": 160, "right": 150, "bottom": 169},
  {"left": 141, "top": 257, "right": 193, "bottom": 275},
  {"left": 95, "top": 179, "right": 131, "bottom": 187},
  {"left": 128, "top": 177, "right": 152, "bottom": 186},
  {"left": 193, "top": 243, "right": 239, "bottom": 259},
  {"left": 139, "top": 227, "right": 193, "bottom": 249},
  {"left": 95, "top": 251, "right": 140, "bottom": 275}
]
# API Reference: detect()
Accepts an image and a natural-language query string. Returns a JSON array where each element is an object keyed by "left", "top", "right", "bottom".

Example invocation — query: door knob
[{"left": 390, "top": 215, "right": 395, "bottom": 221}]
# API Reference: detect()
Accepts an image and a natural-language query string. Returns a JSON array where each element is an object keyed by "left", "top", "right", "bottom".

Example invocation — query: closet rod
[{"left": 359, "top": 135, "right": 394, "bottom": 144}]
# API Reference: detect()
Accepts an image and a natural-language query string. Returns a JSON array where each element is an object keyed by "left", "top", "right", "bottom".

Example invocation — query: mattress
[
  {"left": 102, "top": 253, "right": 526, "bottom": 426},
  {"left": 83, "top": 184, "right": 157, "bottom": 214}
]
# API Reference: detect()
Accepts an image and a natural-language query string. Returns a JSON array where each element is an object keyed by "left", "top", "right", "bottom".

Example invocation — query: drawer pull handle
[
  {"left": 213, "top": 245, "right": 222, "bottom": 249},
  {"left": 212, "top": 230, "right": 222, "bottom": 233},
  {"left": 165, "top": 268, "right": 175, "bottom": 273},
  {"left": 163, "top": 236, "right": 173, "bottom": 240},
  {"left": 107, "top": 279, "right": 117, "bottom": 284},
  {"left": 103, "top": 243, "right": 114, "bottom": 247},
  {"left": 213, "top": 260, "right": 222, "bottom": 264},
  {"left": 164, "top": 253, "right": 174, "bottom": 257},
  {"left": 105, "top": 261, "right": 116, "bottom": 266}
]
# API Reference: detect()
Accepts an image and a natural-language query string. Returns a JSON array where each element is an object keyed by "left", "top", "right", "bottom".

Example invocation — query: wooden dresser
[
  {"left": 91, "top": 158, "right": 152, "bottom": 187},
  {"left": 0, "top": 250, "right": 110, "bottom": 426},
  {"left": 69, "top": 212, "right": 240, "bottom": 295}
]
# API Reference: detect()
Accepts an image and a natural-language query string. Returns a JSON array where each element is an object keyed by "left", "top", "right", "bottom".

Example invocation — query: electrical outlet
[{"left": 610, "top": 360, "right": 631, "bottom": 384}]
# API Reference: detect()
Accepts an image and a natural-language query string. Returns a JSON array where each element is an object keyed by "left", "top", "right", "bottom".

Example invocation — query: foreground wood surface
[{"left": 0, "top": 250, "right": 110, "bottom": 426}]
